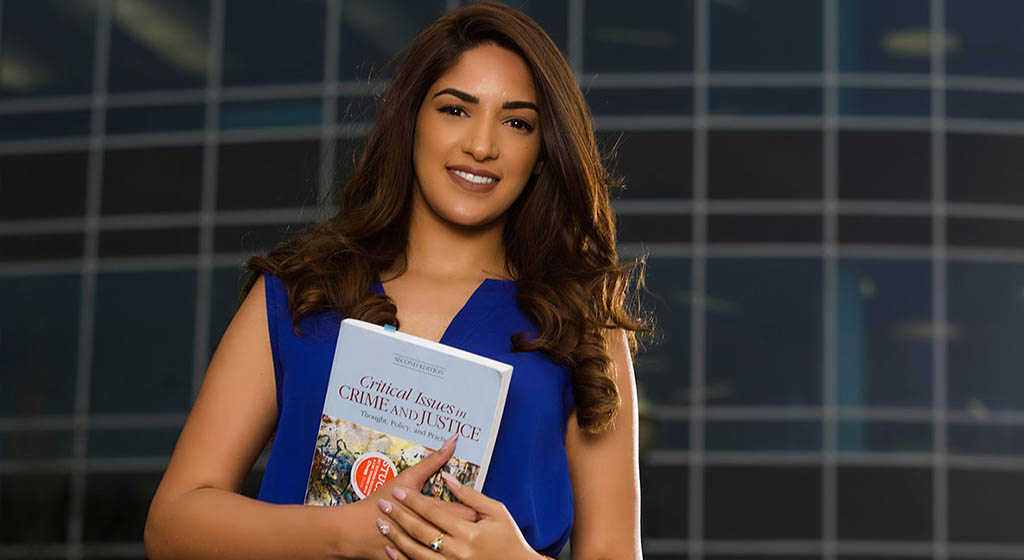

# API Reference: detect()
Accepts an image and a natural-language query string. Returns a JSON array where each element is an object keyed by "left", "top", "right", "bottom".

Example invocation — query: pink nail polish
[
  {"left": 443, "top": 433, "right": 457, "bottom": 451},
  {"left": 392, "top": 487, "right": 407, "bottom": 501},
  {"left": 385, "top": 545, "right": 399, "bottom": 560},
  {"left": 440, "top": 470, "right": 462, "bottom": 489},
  {"left": 378, "top": 499, "right": 392, "bottom": 514}
]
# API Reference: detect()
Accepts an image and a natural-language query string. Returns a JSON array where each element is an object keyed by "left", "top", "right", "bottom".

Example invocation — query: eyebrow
[{"left": 433, "top": 87, "right": 538, "bottom": 112}]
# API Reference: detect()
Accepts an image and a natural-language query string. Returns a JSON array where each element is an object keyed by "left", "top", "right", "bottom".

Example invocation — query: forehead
[{"left": 430, "top": 44, "right": 536, "bottom": 101}]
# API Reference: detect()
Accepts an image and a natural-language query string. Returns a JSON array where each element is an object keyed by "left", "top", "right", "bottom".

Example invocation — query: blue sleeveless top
[{"left": 256, "top": 273, "right": 575, "bottom": 555}]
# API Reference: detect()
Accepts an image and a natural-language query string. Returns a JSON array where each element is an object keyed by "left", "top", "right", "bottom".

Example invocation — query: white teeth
[{"left": 451, "top": 169, "right": 497, "bottom": 184}]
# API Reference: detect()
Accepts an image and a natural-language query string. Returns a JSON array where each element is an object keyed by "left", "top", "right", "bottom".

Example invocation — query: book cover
[{"left": 304, "top": 318, "right": 513, "bottom": 506}]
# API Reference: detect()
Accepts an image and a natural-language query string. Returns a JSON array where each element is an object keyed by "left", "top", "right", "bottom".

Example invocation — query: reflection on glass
[
  {"left": 838, "top": 420, "right": 931, "bottom": 452},
  {"left": 109, "top": 0, "right": 209, "bottom": 91},
  {"left": 838, "top": 0, "right": 930, "bottom": 73},
  {"left": 0, "top": 0, "right": 97, "bottom": 98},
  {"left": 837, "top": 259, "right": 932, "bottom": 408},
  {"left": 948, "top": 262, "right": 1024, "bottom": 412},
  {"left": 222, "top": 0, "right": 324, "bottom": 86},
  {"left": 710, "top": 0, "right": 821, "bottom": 72},
  {"left": 0, "top": 275, "right": 80, "bottom": 417},
  {"left": 583, "top": 0, "right": 693, "bottom": 73},
  {"left": 706, "top": 258, "right": 822, "bottom": 406},
  {"left": 633, "top": 257, "right": 690, "bottom": 406},
  {"left": 91, "top": 270, "right": 196, "bottom": 414},
  {"left": 947, "top": 0, "right": 1024, "bottom": 78},
  {"left": 705, "top": 420, "right": 821, "bottom": 451},
  {"left": 709, "top": 87, "right": 822, "bottom": 116}
]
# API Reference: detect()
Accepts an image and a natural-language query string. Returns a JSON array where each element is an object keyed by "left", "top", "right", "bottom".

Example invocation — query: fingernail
[
  {"left": 440, "top": 471, "right": 462, "bottom": 489},
  {"left": 378, "top": 499, "right": 392, "bottom": 514},
  {"left": 392, "top": 487, "right": 407, "bottom": 501},
  {"left": 377, "top": 517, "right": 390, "bottom": 537},
  {"left": 442, "top": 433, "right": 457, "bottom": 451},
  {"left": 385, "top": 545, "right": 398, "bottom": 560}
]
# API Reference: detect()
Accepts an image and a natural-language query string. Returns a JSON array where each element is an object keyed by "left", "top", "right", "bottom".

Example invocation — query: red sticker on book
[{"left": 351, "top": 452, "right": 397, "bottom": 500}]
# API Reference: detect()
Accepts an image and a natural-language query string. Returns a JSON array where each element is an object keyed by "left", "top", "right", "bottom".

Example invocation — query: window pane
[
  {"left": 91, "top": 270, "right": 196, "bottom": 414},
  {"left": 641, "top": 464, "right": 688, "bottom": 538},
  {"left": 948, "top": 91, "right": 1024, "bottom": 121},
  {"left": 838, "top": 216, "right": 931, "bottom": 245},
  {"left": 949, "top": 469, "right": 1024, "bottom": 542},
  {"left": 838, "top": 88, "right": 931, "bottom": 117},
  {"left": 837, "top": 467, "right": 932, "bottom": 540},
  {"left": 709, "top": 88, "right": 822, "bottom": 116},
  {"left": 0, "top": 0, "right": 97, "bottom": 98},
  {"left": 946, "top": 0, "right": 1024, "bottom": 78},
  {"left": 209, "top": 266, "right": 245, "bottom": 361},
  {"left": 837, "top": 259, "right": 932, "bottom": 407},
  {"left": 338, "top": 0, "right": 446, "bottom": 80},
  {"left": 617, "top": 215, "right": 691, "bottom": 243},
  {"left": 83, "top": 472, "right": 162, "bottom": 541},
  {"left": 949, "top": 424, "right": 1024, "bottom": 457},
  {"left": 587, "top": 88, "right": 693, "bottom": 116},
  {"left": 948, "top": 134, "right": 1024, "bottom": 205},
  {"left": 709, "top": 131, "right": 822, "bottom": 199},
  {"left": 88, "top": 427, "right": 182, "bottom": 458},
  {"left": 214, "top": 223, "right": 307, "bottom": 254},
  {"left": 948, "top": 262, "right": 1024, "bottom": 412},
  {"left": 583, "top": 0, "right": 693, "bottom": 73},
  {"left": 706, "top": 259, "right": 822, "bottom": 406},
  {"left": 502, "top": 0, "right": 568, "bottom": 52},
  {"left": 838, "top": 0, "right": 930, "bottom": 73},
  {"left": 108, "top": 0, "right": 210, "bottom": 92},
  {"left": 0, "top": 430, "right": 72, "bottom": 460},
  {"left": 838, "top": 421, "right": 932, "bottom": 452},
  {"left": 949, "top": 218, "right": 1024, "bottom": 250},
  {"left": 217, "top": 140, "right": 321, "bottom": 210},
  {"left": 220, "top": 98, "right": 322, "bottom": 129},
  {"left": 601, "top": 130, "right": 692, "bottom": 199},
  {"left": 705, "top": 420, "right": 821, "bottom": 452},
  {"left": 102, "top": 146, "right": 203, "bottom": 214},
  {"left": 0, "top": 275, "right": 80, "bottom": 417},
  {"left": 0, "top": 474, "right": 70, "bottom": 543},
  {"left": 0, "top": 110, "right": 91, "bottom": 140},
  {"left": 98, "top": 228, "right": 199, "bottom": 257},
  {"left": 708, "top": 215, "right": 822, "bottom": 243},
  {"left": 634, "top": 257, "right": 690, "bottom": 406},
  {"left": 839, "top": 131, "right": 931, "bottom": 200},
  {"left": 653, "top": 420, "right": 689, "bottom": 450},
  {"left": 0, "top": 232, "right": 84, "bottom": 261},
  {"left": 710, "top": 0, "right": 822, "bottom": 72},
  {"left": 106, "top": 104, "right": 205, "bottom": 134},
  {"left": 0, "top": 151, "right": 89, "bottom": 219},
  {"left": 222, "top": 0, "right": 324, "bottom": 86},
  {"left": 705, "top": 466, "right": 821, "bottom": 539}
]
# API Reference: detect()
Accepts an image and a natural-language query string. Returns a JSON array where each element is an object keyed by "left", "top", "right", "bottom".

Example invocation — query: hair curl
[{"left": 242, "top": 1, "right": 650, "bottom": 433}]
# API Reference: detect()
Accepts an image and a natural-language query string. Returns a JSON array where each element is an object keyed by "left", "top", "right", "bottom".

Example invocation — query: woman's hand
[
  {"left": 347, "top": 436, "right": 479, "bottom": 559},
  {"left": 376, "top": 471, "right": 542, "bottom": 560}
]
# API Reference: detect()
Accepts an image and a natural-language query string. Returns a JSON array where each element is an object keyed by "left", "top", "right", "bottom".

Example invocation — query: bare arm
[
  {"left": 143, "top": 276, "right": 385, "bottom": 560},
  {"left": 565, "top": 329, "right": 642, "bottom": 560}
]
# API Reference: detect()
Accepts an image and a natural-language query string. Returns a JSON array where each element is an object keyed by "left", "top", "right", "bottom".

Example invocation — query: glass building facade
[{"left": 3, "top": 0, "right": 1024, "bottom": 558}]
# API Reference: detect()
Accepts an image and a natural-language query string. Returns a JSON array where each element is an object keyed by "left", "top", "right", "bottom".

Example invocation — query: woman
[{"left": 145, "top": 3, "right": 647, "bottom": 559}]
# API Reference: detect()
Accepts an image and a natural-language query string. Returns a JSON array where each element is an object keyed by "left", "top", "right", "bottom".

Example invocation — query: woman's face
[{"left": 411, "top": 44, "right": 542, "bottom": 229}]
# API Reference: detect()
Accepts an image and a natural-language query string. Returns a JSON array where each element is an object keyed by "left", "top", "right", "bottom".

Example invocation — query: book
[{"left": 304, "top": 318, "right": 513, "bottom": 506}]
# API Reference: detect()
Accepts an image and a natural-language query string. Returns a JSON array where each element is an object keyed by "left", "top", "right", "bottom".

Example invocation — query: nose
[{"left": 462, "top": 120, "right": 499, "bottom": 161}]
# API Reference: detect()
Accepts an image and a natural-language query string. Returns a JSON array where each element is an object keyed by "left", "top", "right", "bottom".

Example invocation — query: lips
[{"left": 445, "top": 166, "right": 500, "bottom": 193}]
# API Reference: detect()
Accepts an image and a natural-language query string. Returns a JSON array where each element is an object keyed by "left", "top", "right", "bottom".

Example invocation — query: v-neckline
[{"left": 371, "top": 275, "right": 514, "bottom": 346}]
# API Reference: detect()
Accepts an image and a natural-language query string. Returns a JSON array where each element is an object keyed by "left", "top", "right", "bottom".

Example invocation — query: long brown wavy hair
[{"left": 242, "top": 1, "right": 649, "bottom": 433}]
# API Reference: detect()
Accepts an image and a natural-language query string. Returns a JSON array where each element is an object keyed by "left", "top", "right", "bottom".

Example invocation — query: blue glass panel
[
  {"left": 948, "top": 91, "right": 1024, "bottom": 121},
  {"left": 106, "top": 104, "right": 205, "bottom": 134},
  {"left": 583, "top": 0, "right": 693, "bottom": 72},
  {"left": 837, "top": 420, "right": 932, "bottom": 452},
  {"left": 948, "top": 262, "right": 1024, "bottom": 412},
  {"left": 634, "top": 257, "right": 690, "bottom": 406},
  {"left": 837, "top": 259, "right": 932, "bottom": 407},
  {"left": 838, "top": 0, "right": 930, "bottom": 73},
  {"left": 949, "top": 424, "right": 1024, "bottom": 457},
  {"left": 108, "top": 0, "right": 209, "bottom": 91},
  {"left": 220, "top": 98, "right": 322, "bottom": 129},
  {"left": 0, "top": 0, "right": 97, "bottom": 98},
  {"left": 709, "top": 88, "right": 822, "bottom": 116},
  {"left": 710, "top": 0, "right": 822, "bottom": 72},
  {"left": 706, "top": 258, "right": 822, "bottom": 406},
  {"left": 705, "top": 420, "right": 821, "bottom": 451},
  {"left": 0, "top": 275, "right": 80, "bottom": 417},
  {"left": 222, "top": 0, "right": 324, "bottom": 86},
  {"left": 338, "top": 0, "right": 446, "bottom": 80},
  {"left": 91, "top": 270, "right": 196, "bottom": 413},
  {"left": 947, "top": 0, "right": 1024, "bottom": 78},
  {"left": 838, "top": 88, "right": 931, "bottom": 117},
  {"left": 586, "top": 88, "right": 693, "bottom": 116},
  {"left": 0, "top": 111, "right": 91, "bottom": 140},
  {"left": 88, "top": 426, "right": 182, "bottom": 458},
  {"left": 0, "top": 430, "right": 73, "bottom": 460},
  {"left": 494, "top": 1, "right": 569, "bottom": 52},
  {"left": 652, "top": 420, "right": 689, "bottom": 450}
]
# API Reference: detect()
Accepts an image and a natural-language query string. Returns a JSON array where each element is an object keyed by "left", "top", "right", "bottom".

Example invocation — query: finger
[
  {"left": 394, "top": 435, "right": 457, "bottom": 488},
  {"left": 433, "top": 495, "right": 479, "bottom": 523},
  {"left": 389, "top": 485, "right": 467, "bottom": 536},
  {"left": 439, "top": 471, "right": 503, "bottom": 517},
  {"left": 378, "top": 514, "right": 443, "bottom": 560},
  {"left": 379, "top": 492, "right": 448, "bottom": 550},
  {"left": 385, "top": 545, "right": 408, "bottom": 560}
]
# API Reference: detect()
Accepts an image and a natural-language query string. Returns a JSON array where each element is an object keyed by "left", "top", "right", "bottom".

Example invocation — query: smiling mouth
[
  {"left": 445, "top": 167, "right": 500, "bottom": 193},
  {"left": 447, "top": 167, "right": 498, "bottom": 185}
]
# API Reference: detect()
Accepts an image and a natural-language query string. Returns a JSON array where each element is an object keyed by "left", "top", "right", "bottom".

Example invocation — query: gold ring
[{"left": 429, "top": 533, "right": 444, "bottom": 552}]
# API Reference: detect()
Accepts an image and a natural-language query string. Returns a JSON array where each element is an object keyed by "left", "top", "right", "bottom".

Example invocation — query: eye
[
  {"left": 438, "top": 105, "right": 466, "bottom": 117},
  {"left": 505, "top": 118, "right": 535, "bottom": 133}
]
